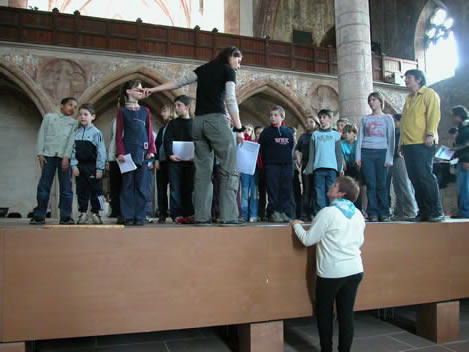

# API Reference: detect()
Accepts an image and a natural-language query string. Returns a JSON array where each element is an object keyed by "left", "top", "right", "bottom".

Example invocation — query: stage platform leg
[
  {"left": 0, "top": 342, "right": 26, "bottom": 352},
  {"left": 417, "top": 301, "right": 460, "bottom": 343},
  {"left": 238, "top": 320, "right": 284, "bottom": 352}
]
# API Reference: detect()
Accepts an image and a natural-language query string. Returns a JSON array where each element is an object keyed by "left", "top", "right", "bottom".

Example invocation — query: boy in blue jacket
[
  {"left": 304, "top": 109, "right": 343, "bottom": 214},
  {"left": 258, "top": 105, "right": 294, "bottom": 222}
]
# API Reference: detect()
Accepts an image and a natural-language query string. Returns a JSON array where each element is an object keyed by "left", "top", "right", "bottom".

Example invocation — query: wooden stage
[{"left": 0, "top": 219, "right": 468, "bottom": 352}]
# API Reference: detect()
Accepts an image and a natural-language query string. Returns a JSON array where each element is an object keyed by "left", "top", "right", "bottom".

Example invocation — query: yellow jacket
[{"left": 400, "top": 87, "right": 440, "bottom": 145}]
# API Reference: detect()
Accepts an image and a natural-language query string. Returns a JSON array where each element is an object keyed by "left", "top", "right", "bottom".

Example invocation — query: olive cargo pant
[{"left": 192, "top": 113, "right": 240, "bottom": 222}]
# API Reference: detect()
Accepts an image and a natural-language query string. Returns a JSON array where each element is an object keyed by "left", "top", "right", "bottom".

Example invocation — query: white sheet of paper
[
  {"left": 118, "top": 154, "right": 137, "bottom": 174},
  {"left": 450, "top": 158, "right": 459, "bottom": 165},
  {"left": 237, "top": 141, "right": 260, "bottom": 175},
  {"left": 435, "top": 145, "right": 455, "bottom": 160},
  {"left": 172, "top": 141, "right": 194, "bottom": 161}
]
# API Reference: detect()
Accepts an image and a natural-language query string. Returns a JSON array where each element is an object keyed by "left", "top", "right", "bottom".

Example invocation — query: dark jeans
[
  {"left": 456, "top": 163, "right": 469, "bottom": 217},
  {"left": 109, "top": 161, "right": 122, "bottom": 217},
  {"left": 76, "top": 163, "right": 103, "bottom": 214},
  {"left": 360, "top": 149, "right": 389, "bottom": 217},
  {"left": 33, "top": 156, "right": 73, "bottom": 218},
  {"left": 169, "top": 162, "right": 195, "bottom": 218},
  {"left": 293, "top": 168, "right": 302, "bottom": 218},
  {"left": 402, "top": 144, "right": 443, "bottom": 217},
  {"left": 257, "top": 170, "right": 267, "bottom": 219},
  {"left": 120, "top": 164, "right": 148, "bottom": 221},
  {"left": 301, "top": 171, "right": 314, "bottom": 218},
  {"left": 156, "top": 161, "right": 170, "bottom": 218},
  {"left": 316, "top": 273, "right": 363, "bottom": 352},
  {"left": 313, "top": 168, "right": 337, "bottom": 213},
  {"left": 265, "top": 163, "right": 293, "bottom": 214},
  {"left": 344, "top": 165, "right": 362, "bottom": 211}
]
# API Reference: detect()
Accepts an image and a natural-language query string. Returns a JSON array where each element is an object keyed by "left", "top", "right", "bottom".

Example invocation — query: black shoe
[
  {"left": 368, "top": 215, "right": 379, "bottom": 222},
  {"left": 116, "top": 216, "right": 125, "bottom": 225},
  {"left": 158, "top": 217, "right": 166, "bottom": 224},
  {"left": 29, "top": 216, "right": 45, "bottom": 225},
  {"left": 379, "top": 216, "right": 391, "bottom": 222},
  {"left": 450, "top": 214, "right": 469, "bottom": 219},
  {"left": 428, "top": 214, "right": 445, "bottom": 222},
  {"left": 218, "top": 220, "right": 246, "bottom": 227},
  {"left": 124, "top": 219, "right": 135, "bottom": 226},
  {"left": 59, "top": 217, "right": 75, "bottom": 225},
  {"left": 195, "top": 220, "right": 212, "bottom": 226},
  {"left": 134, "top": 220, "right": 144, "bottom": 226},
  {"left": 410, "top": 214, "right": 428, "bottom": 222}
]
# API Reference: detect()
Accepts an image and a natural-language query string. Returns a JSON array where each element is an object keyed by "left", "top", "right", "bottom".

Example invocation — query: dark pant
[
  {"left": 109, "top": 161, "right": 122, "bottom": 217},
  {"left": 402, "top": 144, "right": 443, "bottom": 217},
  {"left": 344, "top": 165, "right": 362, "bottom": 210},
  {"left": 313, "top": 168, "right": 337, "bottom": 213},
  {"left": 156, "top": 161, "right": 170, "bottom": 218},
  {"left": 361, "top": 149, "right": 389, "bottom": 217},
  {"left": 293, "top": 168, "right": 302, "bottom": 218},
  {"left": 257, "top": 170, "right": 267, "bottom": 219},
  {"left": 34, "top": 156, "right": 73, "bottom": 218},
  {"left": 316, "top": 273, "right": 363, "bottom": 352},
  {"left": 120, "top": 165, "right": 148, "bottom": 221},
  {"left": 265, "top": 163, "right": 293, "bottom": 214},
  {"left": 301, "top": 170, "right": 314, "bottom": 218},
  {"left": 76, "top": 163, "right": 103, "bottom": 214},
  {"left": 169, "top": 162, "right": 195, "bottom": 218}
]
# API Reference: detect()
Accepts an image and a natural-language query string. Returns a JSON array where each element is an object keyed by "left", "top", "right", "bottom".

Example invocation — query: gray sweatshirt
[
  {"left": 356, "top": 114, "right": 395, "bottom": 165},
  {"left": 36, "top": 112, "right": 78, "bottom": 158}
]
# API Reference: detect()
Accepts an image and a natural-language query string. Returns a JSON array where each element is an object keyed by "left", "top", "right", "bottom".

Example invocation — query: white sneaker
[
  {"left": 91, "top": 213, "right": 103, "bottom": 224},
  {"left": 249, "top": 216, "right": 259, "bottom": 223},
  {"left": 77, "top": 213, "right": 88, "bottom": 225}
]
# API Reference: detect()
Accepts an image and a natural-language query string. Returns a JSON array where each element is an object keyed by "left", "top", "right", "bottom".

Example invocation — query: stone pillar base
[
  {"left": 238, "top": 320, "right": 284, "bottom": 352},
  {"left": 417, "top": 301, "right": 460, "bottom": 343}
]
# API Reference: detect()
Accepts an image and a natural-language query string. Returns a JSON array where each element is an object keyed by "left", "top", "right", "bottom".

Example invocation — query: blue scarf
[{"left": 330, "top": 198, "right": 356, "bottom": 219}]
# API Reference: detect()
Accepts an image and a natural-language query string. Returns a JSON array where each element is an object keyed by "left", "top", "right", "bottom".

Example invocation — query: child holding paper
[
  {"left": 164, "top": 95, "right": 195, "bottom": 224},
  {"left": 116, "top": 80, "right": 156, "bottom": 226},
  {"left": 239, "top": 124, "right": 259, "bottom": 222}
]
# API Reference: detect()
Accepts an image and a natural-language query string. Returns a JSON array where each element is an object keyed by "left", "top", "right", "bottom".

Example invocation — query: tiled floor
[{"left": 32, "top": 301, "right": 469, "bottom": 352}]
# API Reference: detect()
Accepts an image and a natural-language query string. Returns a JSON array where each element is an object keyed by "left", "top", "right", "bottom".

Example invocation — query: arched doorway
[{"left": 0, "top": 73, "right": 43, "bottom": 217}]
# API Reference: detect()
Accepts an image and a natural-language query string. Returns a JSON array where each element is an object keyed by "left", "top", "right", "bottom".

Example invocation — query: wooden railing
[{"left": 0, "top": 6, "right": 417, "bottom": 82}]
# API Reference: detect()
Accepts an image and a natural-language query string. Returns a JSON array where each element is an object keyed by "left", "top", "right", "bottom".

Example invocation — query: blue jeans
[
  {"left": 34, "top": 156, "right": 73, "bottom": 218},
  {"left": 313, "top": 168, "right": 337, "bottom": 213},
  {"left": 361, "top": 149, "right": 390, "bottom": 217},
  {"left": 240, "top": 172, "right": 258, "bottom": 220},
  {"left": 120, "top": 165, "right": 148, "bottom": 221},
  {"left": 402, "top": 144, "right": 443, "bottom": 217},
  {"left": 456, "top": 163, "right": 469, "bottom": 217}
]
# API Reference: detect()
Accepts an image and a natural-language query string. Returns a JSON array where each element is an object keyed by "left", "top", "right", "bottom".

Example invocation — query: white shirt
[{"left": 293, "top": 206, "right": 365, "bottom": 279}]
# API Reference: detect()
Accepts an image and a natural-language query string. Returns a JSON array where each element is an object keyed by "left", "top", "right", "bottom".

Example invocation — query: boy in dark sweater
[
  {"left": 259, "top": 105, "right": 294, "bottom": 222},
  {"left": 164, "top": 95, "right": 195, "bottom": 224}
]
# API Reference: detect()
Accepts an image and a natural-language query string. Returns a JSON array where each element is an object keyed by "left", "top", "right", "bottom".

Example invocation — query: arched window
[{"left": 424, "top": 7, "right": 458, "bottom": 84}]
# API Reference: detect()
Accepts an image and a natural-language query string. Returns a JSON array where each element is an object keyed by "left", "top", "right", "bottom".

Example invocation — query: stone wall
[{"left": 270, "top": 0, "right": 335, "bottom": 46}]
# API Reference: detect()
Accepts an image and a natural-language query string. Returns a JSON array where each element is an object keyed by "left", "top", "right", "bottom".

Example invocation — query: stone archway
[
  {"left": 0, "top": 59, "right": 54, "bottom": 116},
  {"left": 237, "top": 79, "right": 306, "bottom": 128},
  {"left": 78, "top": 65, "right": 183, "bottom": 108}
]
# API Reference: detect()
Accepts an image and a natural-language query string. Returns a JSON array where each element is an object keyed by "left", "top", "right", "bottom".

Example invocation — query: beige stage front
[{"left": 0, "top": 220, "right": 468, "bottom": 351}]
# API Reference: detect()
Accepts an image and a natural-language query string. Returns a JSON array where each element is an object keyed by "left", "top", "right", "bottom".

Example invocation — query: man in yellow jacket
[{"left": 400, "top": 69, "right": 444, "bottom": 222}]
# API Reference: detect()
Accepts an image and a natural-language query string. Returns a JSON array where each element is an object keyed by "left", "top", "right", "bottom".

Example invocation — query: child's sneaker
[
  {"left": 29, "top": 216, "right": 45, "bottom": 225},
  {"left": 59, "top": 216, "right": 75, "bottom": 225},
  {"left": 77, "top": 213, "right": 88, "bottom": 225},
  {"left": 175, "top": 216, "right": 185, "bottom": 224},
  {"left": 91, "top": 213, "right": 103, "bottom": 224},
  {"left": 249, "top": 216, "right": 259, "bottom": 223},
  {"left": 183, "top": 216, "right": 195, "bottom": 224},
  {"left": 269, "top": 211, "right": 284, "bottom": 223}
]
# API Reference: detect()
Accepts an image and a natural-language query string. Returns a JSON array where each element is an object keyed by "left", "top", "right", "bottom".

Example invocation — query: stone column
[{"left": 335, "top": 0, "right": 373, "bottom": 125}]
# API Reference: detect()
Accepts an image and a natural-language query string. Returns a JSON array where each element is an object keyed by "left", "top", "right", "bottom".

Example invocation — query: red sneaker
[
  {"left": 184, "top": 216, "right": 195, "bottom": 224},
  {"left": 175, "top": 216, "right": 185, "bottom": 224}
]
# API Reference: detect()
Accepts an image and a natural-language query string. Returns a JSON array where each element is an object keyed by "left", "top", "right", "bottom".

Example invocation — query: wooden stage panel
[{"left": 0, "top": 221, "right": 468, "bottom": 342}]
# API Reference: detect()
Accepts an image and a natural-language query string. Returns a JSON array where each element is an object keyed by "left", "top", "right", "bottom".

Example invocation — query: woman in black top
[{"left": 145, "top": 47, "right": 245, "bottom": 225}]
